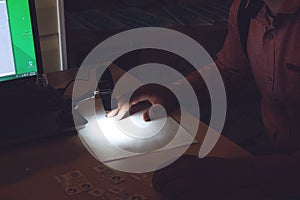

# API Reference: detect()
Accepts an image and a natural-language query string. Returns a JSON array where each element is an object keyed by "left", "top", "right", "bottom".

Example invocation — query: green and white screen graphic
[{"left": 0, "top": 0, "right": 38, "bottom": 82}]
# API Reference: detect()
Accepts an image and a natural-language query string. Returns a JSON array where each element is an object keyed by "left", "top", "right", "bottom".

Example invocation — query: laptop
[{"left": 0, "top": 0, "right": 87, "bottom": 147}]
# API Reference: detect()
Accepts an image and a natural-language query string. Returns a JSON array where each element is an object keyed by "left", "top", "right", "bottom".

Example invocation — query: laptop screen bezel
[{"left": 0, "top": 0, "right": 43, "bottom": 84}]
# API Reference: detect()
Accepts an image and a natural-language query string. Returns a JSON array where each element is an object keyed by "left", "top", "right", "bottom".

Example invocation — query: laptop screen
[{"left": 0, "top": 0, "right": 40, "bottom": 82}]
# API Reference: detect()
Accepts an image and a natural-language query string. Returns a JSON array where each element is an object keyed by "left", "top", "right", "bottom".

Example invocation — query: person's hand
[
  {"left": 106, "top": 84, "right": 178, "bottom": 121},
  {"left": 152, "top": 155, "right": 255, "bottom": 199}
]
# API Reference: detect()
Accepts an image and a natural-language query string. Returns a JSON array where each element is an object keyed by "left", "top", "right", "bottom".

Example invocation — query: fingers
[
  {"left": 142, "top": 104, "right": 167, "bottom": 122},
  {"left": 143, "top": 111, "right": 151, "bottom": 122},
  {"left": 106, "top": 100, "right": 131, "bottom": 119},
  {"left": 115, "top": 103, "right": 131, "bottom": 120},
  {"left": 106, "top": 93, "right": 151, "bottom": 119},
  {"left": 106, "top": 108, "right": 119, "bottom": 118},
  {"left": 106, "top": 84, "right": 177, "bottom": 120}
]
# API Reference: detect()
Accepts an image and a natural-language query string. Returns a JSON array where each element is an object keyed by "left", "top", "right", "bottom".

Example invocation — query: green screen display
[{"left": 0, "top": 0, "right": 38, "bottom": 82}]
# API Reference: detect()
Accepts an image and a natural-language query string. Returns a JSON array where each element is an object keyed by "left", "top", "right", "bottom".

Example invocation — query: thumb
[
  {"left": 142, "top": 104, "right": 167, "bottom": 122},
  {"left": 143, "top": 110, "right": 151, "bottom": 122}
]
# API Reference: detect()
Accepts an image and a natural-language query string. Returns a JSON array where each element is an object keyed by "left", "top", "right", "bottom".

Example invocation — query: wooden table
[{"left": 0, "top": 66, "right": 251, "bottom": 200}]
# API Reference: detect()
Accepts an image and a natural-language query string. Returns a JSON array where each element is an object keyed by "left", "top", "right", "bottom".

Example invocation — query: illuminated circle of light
[
  {"left": 72, "top": 27, "right": 227, "bottom": 173},
  {"left": 100, "top": 63, "right": 197, "bottom": 154}
]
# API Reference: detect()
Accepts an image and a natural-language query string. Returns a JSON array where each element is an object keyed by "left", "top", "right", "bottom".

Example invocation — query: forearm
[
  {"left": 153, "top": 153, "right": 300, "bottom": 199},
  {"left": 230, "top": 152, "right": 300, "bottom": 198},
  {"left": 249, "top": 152, "right": 300, "bottom": 197},
  {"left": 206, "top": 153, "right": 300, "bottom": 198}
]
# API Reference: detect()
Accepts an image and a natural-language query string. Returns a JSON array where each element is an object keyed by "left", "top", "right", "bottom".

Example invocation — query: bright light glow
[
  {"left": 118, "top": 110, "right": 167, "bottom": 139},
  {"left": 76, "top": 97, "right": 197, "bottom": 172},
  {"left": 96, "top": 110, "right": 171, "bottom": 153},
  {"left": 98, "top": 116, "right": 135, "bottom": 145}
]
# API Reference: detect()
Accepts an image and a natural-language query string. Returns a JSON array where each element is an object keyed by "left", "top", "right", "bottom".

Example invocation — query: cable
[
  {"left": 56, "top": 79, "right": 75, "bottom": 96},
  {"left": 63, "top": 79, "right": 75, "bottom": 91}
]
